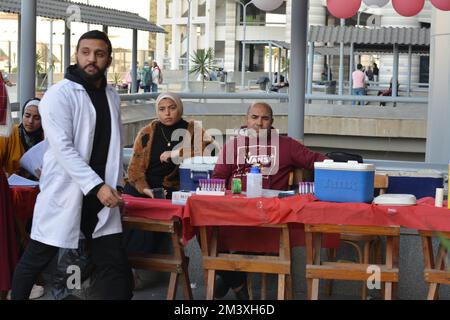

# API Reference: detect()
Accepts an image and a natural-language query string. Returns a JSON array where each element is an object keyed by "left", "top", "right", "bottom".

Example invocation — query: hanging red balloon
[
  {"left": 430, "top": 0, "right": 450, "bottom": 11},
  {"left": 327, "top": 0, "right": 362, "bottom": 19},
  {"left": 392, "top": 0, "right": 425, "bottom": 17}
]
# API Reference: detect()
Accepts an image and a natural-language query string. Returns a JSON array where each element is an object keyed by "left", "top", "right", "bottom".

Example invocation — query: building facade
[{"left": 153, "top": 0, "right": 431, "bottom": 85}]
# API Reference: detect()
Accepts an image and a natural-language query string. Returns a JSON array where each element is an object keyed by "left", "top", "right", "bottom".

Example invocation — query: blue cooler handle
[{"left": 190, "top": 170, "right": 210, "bottom": 181}]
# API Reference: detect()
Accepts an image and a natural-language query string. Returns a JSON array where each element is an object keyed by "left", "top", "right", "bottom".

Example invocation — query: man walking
[{"left": 11, "top": 30, "right": 133, "bottom": 300}]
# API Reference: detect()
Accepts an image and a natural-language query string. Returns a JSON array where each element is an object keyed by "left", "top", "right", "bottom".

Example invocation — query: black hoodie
[{"left": 65, "top": 65, "right": 111, "bottom": 182}]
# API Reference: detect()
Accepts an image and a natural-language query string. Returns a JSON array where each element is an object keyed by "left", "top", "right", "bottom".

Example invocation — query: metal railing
[{"left": 10, "top": 92, "right": 428, "bottom": 113}]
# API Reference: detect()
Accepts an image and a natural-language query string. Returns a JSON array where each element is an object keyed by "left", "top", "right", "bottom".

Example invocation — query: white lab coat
[{"left": 31, "top": 79, "right": 124, "bottom": 249}]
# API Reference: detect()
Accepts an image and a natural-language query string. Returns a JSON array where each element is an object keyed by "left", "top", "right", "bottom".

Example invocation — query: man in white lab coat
[{"left": 11, "top": 30, "right": 133, "bottom": 300}]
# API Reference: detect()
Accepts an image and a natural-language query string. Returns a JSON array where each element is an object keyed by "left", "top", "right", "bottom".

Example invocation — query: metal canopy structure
[
  {"left": 309, "top": 25, "right": 430, "bottom": 46},
  {"left": 0, "top": 0, "right": 165, "bottom": 33}
]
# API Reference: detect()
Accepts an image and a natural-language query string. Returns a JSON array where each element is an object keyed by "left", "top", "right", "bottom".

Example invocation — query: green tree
[{"left": 189, "top": 48, "right": 218, "bottom": 93}]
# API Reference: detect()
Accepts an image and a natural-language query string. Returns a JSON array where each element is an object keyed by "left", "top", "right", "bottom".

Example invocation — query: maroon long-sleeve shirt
[{"left": 212, "top": 128, "right": 327, "bottom": 191}]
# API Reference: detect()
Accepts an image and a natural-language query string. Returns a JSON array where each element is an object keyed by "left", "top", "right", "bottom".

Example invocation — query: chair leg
[
  {"left": 181, "top": 268, "right": 193, "bottom": 300},
  {"left": 246, "top": 273, "right": 254, "bottom": 300},
  {"left": 260, "top": 273, "right": 267, "bottom": 300},
  {"left": 166, "top": 272, "right": 179, "bottom": 300},
  {"left": 285, "top": 274, "right": 293, "bottom": 300},
  {"left": 277, "top": 274, "right": 286, "bottom": 300},
  {"left": 325, "top": 248, "right": 337, "bottom": 296},
  {"left": 206, "top": 270, "right": 216, "bottom": 300},
  {"left": 362, "top": 240, "right": 371, "bottom": 300}
]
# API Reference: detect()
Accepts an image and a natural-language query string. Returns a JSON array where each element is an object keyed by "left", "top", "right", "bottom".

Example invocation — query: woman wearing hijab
[
  {"left": 124, "top": 92, "right": 216, "bottom": 275},
  {"left": 126, "top": 92, "right": 216, "bottom": 198},
  {"left": 0, "top": 98, "right": 44, "bottom": 177}
]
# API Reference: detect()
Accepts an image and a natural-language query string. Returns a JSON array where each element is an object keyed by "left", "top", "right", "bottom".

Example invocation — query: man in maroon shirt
[
  {"left": 211, "top": 102, "right": 326, "bottom": 299},
  {"left": 213, "top": 102, "right": 326, "bottom": 191}
]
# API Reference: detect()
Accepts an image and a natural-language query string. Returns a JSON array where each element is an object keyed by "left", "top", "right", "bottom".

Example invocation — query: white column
[
  {"left": 308, "top": 0, "right": 326, "bottom": 81},
  {"left": 380, "top": 4, "right": 420, "bottom": 86},
  {"left": 205, "top": 0, "right": 216, "bottom": 49},
  {"left": 224, "top": 0, "right": 237, "bottom": 72},
  {"left": 155, "top": 0, "right": 166, "bottom": 66},
  {"left": 425, "top": 9, "right": 450, "bottom": 163},
  {"left": 172, "top": 25, "right": 180, "bottom": 70}
]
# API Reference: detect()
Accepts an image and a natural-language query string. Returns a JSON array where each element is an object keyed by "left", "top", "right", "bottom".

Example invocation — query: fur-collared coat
[{"left": 127, "top": 119, "right": 216, "bottom": 193}]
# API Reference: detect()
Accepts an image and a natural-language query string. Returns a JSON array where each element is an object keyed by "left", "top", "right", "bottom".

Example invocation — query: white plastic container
[{"left": 246, "top": 166, "right": 262, "bottom": 198}]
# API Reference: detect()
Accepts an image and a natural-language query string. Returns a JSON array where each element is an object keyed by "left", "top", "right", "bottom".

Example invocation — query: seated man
[{"left": 212, "top": 102, "right": 327, "bottom": 299}]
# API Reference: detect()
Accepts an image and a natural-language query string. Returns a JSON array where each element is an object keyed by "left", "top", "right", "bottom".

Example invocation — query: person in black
[
  {"left": 373, "top": 62, "right": 379, "bottom": 82},
  {"left": 11, "top": 31, "right": 133, "bottom": 300}
]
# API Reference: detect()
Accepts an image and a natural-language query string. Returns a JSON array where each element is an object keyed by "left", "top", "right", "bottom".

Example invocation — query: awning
[
  {"left": 242, "top": 40, "right": 291, "bottom": 50},
  {"left": 309, "top": 25, "right": 430, "bottom": 46},
  {"left": 0, "top": 0, "right": 166, "bottom": 33}
]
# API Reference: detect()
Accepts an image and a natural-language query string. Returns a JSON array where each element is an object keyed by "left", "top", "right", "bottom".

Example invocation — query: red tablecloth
[
  {"left": 122, "top": 194, "right": 184, "bottom": 221},
  {"left": 183, "top": 194, "right": 339, "bottom": 253},
  {"left": 183, "top": 194, "right": 450, "bottom": 253},
  {"left": 0, "top": 173, "right": 18, "bottom": 291},
  {"left": 9, "top": 186, "right": 39, "bottom": 221}
]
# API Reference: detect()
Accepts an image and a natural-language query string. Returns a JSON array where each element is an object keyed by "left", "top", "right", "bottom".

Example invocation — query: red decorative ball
[
  {"left": 392, "top": 0, "right": 425, "bottom": 17},
  {"left": 430, "top": 0, "right": 450, "bottom": 11},
  {"left": 327, "top": 0, "right": 362, "bottom": 19}
]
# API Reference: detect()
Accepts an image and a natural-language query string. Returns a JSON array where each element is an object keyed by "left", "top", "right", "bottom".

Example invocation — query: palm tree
[{"left": 189, "top": 48, "right": 218, "bottom": 93}]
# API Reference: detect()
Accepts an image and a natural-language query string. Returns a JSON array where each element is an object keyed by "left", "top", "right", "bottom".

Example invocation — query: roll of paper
[{"left": 435, "top": 188, "right": 444, "bottom": 208}]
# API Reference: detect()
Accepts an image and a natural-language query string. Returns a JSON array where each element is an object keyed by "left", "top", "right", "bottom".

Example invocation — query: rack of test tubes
[
  {"left": 299, "top": 182, "right": 314, "bottom": 195},
  {"left": 196, "top": 179, "right": 226, "bottom": 196}
]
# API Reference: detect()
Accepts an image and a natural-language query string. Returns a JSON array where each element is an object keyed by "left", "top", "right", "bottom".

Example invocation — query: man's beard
[{"left": 77, "top": 62, "right": 106, "bottom": 82}]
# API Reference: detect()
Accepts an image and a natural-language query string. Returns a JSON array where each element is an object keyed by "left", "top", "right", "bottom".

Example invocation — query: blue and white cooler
[
  {"left": 314, "top": 160, "right": 375, "bottom": 203},
  {"left": 179, "top": 156, "right": 218, "bottom": 191}
]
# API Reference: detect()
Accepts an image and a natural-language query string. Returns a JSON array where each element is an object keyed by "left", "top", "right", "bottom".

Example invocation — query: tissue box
[
  {"left": 314, "top": 160, "right": 375, "bottom": 203},
  {"left": 179, "top": 156, "right": 218, "bottom": 191},
  {"left": 172, "top": 191, "right": 194, "bottom": 205}
]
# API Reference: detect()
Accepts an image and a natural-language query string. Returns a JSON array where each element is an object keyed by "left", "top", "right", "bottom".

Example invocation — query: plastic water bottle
[{"left": 246, "top": 165, "right": 262, "bottom": 198}]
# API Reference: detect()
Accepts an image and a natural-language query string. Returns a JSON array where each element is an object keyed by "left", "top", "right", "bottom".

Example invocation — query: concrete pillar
[
  {"left": 224, "top": 1, "right": 237, "bottom": 72},
  {"left": 64, "top": 22, "right": 71, "bottom": 72},
  {"left": 19, "top": 0, "right": 36, "bottom": 110},
  {"left": 392, "top": 44, "right": 399, "bottom": 97},
  {"left": 348, "top": 43, "right": 354, "bottom": 95},
  {"left": 288, "top": 0, "right": 308, "bottom": 140},
  {"left": 131, "top": 29, "right": 138, "bottom": 93},
  {"left": 338, "top": 19, "right": 345, "bottom": 97},
  {"left": 307, "top": 42, "right": 314, "bottom": 94},
  {"left": 103, "top": 25, "right": 108, "bottom": 34},
  {"left": 425, "top": 9, "right": 450, "bottom": 163}
]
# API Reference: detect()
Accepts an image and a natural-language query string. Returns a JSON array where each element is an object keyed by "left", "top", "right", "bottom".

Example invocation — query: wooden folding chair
[
  {"left": 122, "top": 216, "right": 193, "bottom": 300},
  {"left": 419, "top": 230, "right": 450, "bottom": 300},
  {"left": 200, "top": 224, "right": 293, "bottom": 300}
]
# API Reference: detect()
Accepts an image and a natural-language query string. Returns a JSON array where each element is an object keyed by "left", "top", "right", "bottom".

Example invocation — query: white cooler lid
[
  {"left": 314, "top": 159, "right": 375, "bottom": 172},
  {"left": 373, "top": 194, "right": 417, "bottom": 206},
  {"left": 180, "top": 156, "right": 218, "bottom": 170}
]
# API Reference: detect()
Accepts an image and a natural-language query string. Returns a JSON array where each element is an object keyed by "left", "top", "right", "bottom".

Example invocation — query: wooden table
[{"left": 419, "top": 230, "right": 450, "bottom": 300}]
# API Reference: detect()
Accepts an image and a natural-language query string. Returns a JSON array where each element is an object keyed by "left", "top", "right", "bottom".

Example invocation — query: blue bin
[
  {"left": 314, "top": 160, "right": 375, "bottom": 203},
  {"left": 379, "top": 170, "right": 444, "bottom": 199},
  {"left": 179, "top": 156, "right": 218, "bottom": 191}
]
